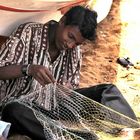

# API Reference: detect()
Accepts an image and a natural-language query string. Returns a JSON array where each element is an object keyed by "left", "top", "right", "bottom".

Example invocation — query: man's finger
[
  {"left": 35, "top": 73, "right": 47, "bottom": 86},
  {"left": 44, "top": 68, "right": 56, "bottom": 83},
  {"left": 41, "top": 71, "right": 53, "bottom": 84}
]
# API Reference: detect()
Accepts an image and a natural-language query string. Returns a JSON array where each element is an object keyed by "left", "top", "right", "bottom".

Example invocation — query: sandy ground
[
  {"left": 0, "top": 1, "right": 140, "bottom": 139},
  {"left": 79, "top": 0, "right": 140, "bottom": 119}
]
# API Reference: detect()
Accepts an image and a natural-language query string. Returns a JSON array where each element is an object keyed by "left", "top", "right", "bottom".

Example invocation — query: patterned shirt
[{"left": 0, "top": 21, "right": 82, "bottom": 109}]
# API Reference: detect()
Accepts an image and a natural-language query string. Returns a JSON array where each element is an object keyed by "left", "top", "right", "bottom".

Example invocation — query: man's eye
[{"left": 68, "top": 33, "right": 74, "bottom": 39}]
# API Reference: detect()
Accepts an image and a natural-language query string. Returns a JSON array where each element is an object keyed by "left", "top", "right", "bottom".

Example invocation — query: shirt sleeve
[
  {"left": 0, "top": 22, "right": 41, "bottom": 67},
  {"left": 0, "top": 23, "right": 27, "bottom": 67}
]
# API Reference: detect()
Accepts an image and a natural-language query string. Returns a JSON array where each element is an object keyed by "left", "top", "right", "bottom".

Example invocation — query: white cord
[{"left": 26, "top": 64, "right": 31, "bottom": 75}]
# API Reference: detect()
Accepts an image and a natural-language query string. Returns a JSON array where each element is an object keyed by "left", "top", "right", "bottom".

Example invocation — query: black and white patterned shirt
[{"left": 0, "top": 21, "right": 82, "bottom": 108}]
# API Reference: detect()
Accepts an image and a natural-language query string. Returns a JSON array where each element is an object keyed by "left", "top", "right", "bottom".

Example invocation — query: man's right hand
[
  {"left": 28, "top": 65, "right": 56, "bottom": 86},
  {"left": 0, "top": 136, "right": 6, "bottom": 140}
]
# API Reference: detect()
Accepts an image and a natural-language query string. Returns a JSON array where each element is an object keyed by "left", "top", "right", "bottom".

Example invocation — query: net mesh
[{"left": 17, "top": 83, "right": 140, "bottom": 140}]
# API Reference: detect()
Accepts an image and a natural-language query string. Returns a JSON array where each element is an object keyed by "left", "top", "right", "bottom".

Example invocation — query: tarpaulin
[{"left": 0, "top": 0, "right": 112, "bottom": 36}]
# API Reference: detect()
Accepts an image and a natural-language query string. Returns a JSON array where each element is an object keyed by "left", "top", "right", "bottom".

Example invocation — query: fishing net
[{"left": 16, "top": 83, "right": 140, "bottom": 140}]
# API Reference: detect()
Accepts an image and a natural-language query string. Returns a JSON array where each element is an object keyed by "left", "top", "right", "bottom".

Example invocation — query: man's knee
[
  {"left": 103, "top": 83, "right": 121, "bottom": 95},
  {"left": 2, "top": 102, "right": 22, "bottom": 121}
]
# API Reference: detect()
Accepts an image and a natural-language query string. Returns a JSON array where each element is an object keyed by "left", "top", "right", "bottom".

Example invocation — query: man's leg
[
  {"left": 75, "top": 84, "right": 137, "bottom": 120},
  {"left": 1, "top": 102, "right": 46, "bottom": 140}
]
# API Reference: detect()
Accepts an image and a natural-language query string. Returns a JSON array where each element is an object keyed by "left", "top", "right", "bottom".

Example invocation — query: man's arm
[
  {"left": 0, "top": 23, "right": 55, "bottom": 86},
  {"left": 0, "top": 64, "right": 56, "bottom": 86},
  {"left": 0, "top": 65, "right": 23, "bottom": 80}
]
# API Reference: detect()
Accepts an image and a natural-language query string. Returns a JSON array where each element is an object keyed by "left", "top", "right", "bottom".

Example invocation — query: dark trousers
[
  {"left": 1, "top": 84, "right": 137, "bottom": 140},
  {"left": 75, "top": 84, "right": 137, "bottom": 120}
]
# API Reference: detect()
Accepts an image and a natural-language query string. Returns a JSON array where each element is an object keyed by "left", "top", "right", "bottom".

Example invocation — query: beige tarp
[{"left": 0, "top": 0, "right": 112, "bottom": 36}]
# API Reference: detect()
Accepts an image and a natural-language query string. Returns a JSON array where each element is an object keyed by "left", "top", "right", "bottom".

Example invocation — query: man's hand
[
  {"left": 0, "top": 136, "right": 6, "bottom": 140},
  {"left": 28, "top": 65, "right": 56, "bottom": 86}
]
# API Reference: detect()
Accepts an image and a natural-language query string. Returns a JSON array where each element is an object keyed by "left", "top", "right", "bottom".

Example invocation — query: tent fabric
[
  {"left": 0, "top": 0, "right": 85, "bottom": 12},
  {"left": 0, "top": 0, "right": 113, "bottom": 36},
  {"left": 0, "top": 0, "right": 85, "bottom": 35}
]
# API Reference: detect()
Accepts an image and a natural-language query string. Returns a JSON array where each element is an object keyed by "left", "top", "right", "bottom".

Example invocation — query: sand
[{"left": 79, "top": 0, "right": 140, "bottom": 119}]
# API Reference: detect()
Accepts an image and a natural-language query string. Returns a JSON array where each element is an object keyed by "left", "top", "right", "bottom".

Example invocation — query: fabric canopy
[{"left": 0, "top": 0, "right": 112, "bottom": 36}]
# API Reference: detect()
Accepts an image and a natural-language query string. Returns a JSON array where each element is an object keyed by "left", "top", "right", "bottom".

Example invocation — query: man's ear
[{"left": 59, "top": 16, "right": 66, "bottom": 25}]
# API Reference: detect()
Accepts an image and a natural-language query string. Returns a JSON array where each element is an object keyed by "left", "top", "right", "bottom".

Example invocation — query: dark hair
[{"left": 64, "top": 6, "right": 98, "bottom": 41}]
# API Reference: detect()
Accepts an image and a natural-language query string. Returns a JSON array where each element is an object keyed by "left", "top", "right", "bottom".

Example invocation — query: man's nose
[{"left": 67, "top": 41, "right": 76, "bottom": 48}]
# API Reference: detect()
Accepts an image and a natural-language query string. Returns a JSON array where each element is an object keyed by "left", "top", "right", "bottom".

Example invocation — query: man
[
  {"left": 0, "top": 136, "right": 6, "bottom": 140},
  {"left": 0, "top": 6, "right": 137, "bottom": 140}
]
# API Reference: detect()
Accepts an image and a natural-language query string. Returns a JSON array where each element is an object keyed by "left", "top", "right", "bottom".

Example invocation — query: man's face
[{"left": 55, "top": 23, "right": 85, "bottom": 50}]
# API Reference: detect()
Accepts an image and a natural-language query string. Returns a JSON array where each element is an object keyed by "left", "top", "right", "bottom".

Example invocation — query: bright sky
[{"left": 120, "top": 0, "right": 140, "bottom": 63}]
